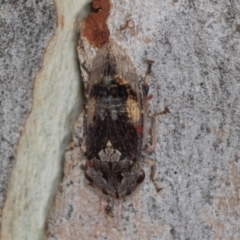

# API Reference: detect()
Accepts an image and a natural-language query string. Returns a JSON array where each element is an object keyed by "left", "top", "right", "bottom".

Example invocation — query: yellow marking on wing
[
  {"left": 126, "top": 97, "right": 140, "bottom": 123},
  {"left": 114, "top": 74, "right": 128, "bottom": 85}
]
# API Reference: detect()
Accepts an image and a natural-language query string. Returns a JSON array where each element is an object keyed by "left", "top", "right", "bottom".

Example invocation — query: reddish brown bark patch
[{"left": 81, "top": 0, "right": 110, "bottom": 48}]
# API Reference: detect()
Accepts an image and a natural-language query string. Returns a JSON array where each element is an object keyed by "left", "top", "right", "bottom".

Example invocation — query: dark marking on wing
[
  {"left": 87, "top": 80, "right": 139, "bottom": 161},
  {"left": 86, "top": 42, "right": 143, "bottom": 161}
]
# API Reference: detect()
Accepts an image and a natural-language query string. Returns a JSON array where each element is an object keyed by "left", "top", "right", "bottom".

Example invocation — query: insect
[{"left": 82, "top": 41, "right": 169, "bottom": 199}]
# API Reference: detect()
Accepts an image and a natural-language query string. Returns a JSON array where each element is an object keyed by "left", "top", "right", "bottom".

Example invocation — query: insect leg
[
  {"left": 145, "top": 159, "right": 162, "bottom": 192},
  {"left": 143, "top": 108, "right": 169, "bottom": 192},
  {"left": 142, "top": 60, "right": 154, "bottom": 148},
  {"left": 142, "top": 60, "right": 169, "bottom": 192},
  {"left": 148, "top": 107, "right": 170, "bottom": 152}
]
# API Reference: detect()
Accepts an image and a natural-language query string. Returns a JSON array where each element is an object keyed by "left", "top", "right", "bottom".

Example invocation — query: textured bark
[
  {"left": 1, "top": 0, "right": 89, "bottom": 239},
  {"left": 0, "top": 0, "right": 55, "bottom": 224},
  {"left": 1, "top": 0, "right": 240, "bottom": 239},
  {"left": 46, "top": 0, "right": 240, "bottom": 239}
]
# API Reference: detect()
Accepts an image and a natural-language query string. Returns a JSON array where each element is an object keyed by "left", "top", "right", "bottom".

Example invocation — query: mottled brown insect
[{"left": 82, "top": 41, "right": 169, "bottom": 199}]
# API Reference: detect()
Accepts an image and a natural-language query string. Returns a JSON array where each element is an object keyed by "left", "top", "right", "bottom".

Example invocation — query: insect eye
[
  {"left": 137, "top": 170, "right": 145, "bottom": 183},
  {"left": 102, "top": 188, "right": 108, "bottom": 195}
]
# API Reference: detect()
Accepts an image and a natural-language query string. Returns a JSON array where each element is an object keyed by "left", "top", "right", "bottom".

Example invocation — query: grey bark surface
[
  {"left": 0, "top": 0, "right": 240, "bottom": 239},
  {"left": 0, "top": 0, "right": 56, "bottom": 222},
  {"left": 46, "top": 0, "right": 240, "bottom": 240}
]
